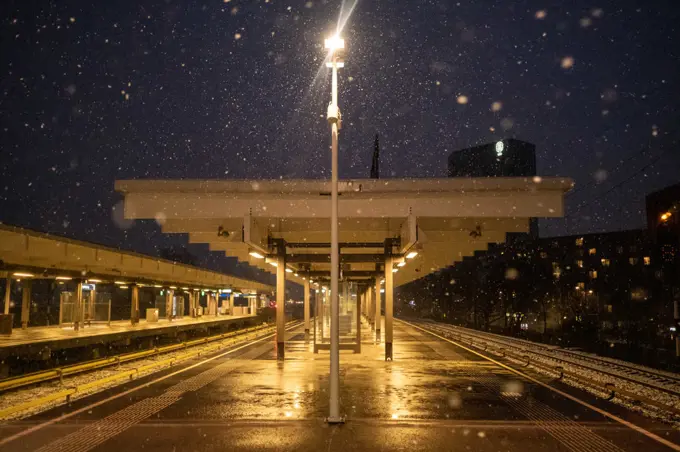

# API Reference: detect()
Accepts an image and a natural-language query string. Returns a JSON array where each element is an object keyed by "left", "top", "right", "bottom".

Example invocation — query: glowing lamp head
[
  {"left": 325, "top": 35, "right": 345, "bottom": 52},
  {"left": 249, "top": 251, "right": 265, "bottom": 259},
  {"left": 660, "top": 212, "right": 672, "bottom": 222}
]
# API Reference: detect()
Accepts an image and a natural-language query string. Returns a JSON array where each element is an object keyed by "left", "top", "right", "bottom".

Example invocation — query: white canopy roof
[{"left": 115, "top": 177, "right": 572, "bottom": 287}]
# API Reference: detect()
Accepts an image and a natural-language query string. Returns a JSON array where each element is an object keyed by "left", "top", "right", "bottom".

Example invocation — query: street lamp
[{"left": 325, "top": 33, "right": 345, "bottom": 424}]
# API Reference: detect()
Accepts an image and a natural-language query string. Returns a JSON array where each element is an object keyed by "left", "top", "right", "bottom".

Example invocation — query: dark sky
[{"left": 1, "top": 0, "right": 680, "bottom": 281}]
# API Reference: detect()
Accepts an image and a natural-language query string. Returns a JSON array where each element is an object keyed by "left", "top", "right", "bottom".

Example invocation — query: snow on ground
[{"left": 415, "top": 320, "right": 680, "bottom": 427}]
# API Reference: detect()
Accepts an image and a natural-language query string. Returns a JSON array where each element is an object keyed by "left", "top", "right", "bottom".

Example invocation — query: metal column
[
  {"left": 367, "top": 284, "right": 373, "bottom": 327},
  {"left": 20, "top": 280, "right": 32, "bottom": 330},
  {"left": 3, "top": 276, "right": 10, "bottom": 315},
  {"left": 131, "top": 285, "right": 139, "bottom": 325},
  {"left": 374, "top": 278, "right": 381, "bottom": 342},
  {"left": 165, "top": 289, "right": 174, "bottom": 321},
  {"left": 356, "top": 289, "right": 361, "bottom": 353},
  {"left": 385, "top": 256, "right": 394, "bottom": 361},
  {"left": 276, "top": 255, "right": 286, "bottom": 360},
  {"left": 73, "top": 280, "right": 83, "bottom": 331},
  {"left": 304, "top": 279, "right": 310, "bottom": 340}
]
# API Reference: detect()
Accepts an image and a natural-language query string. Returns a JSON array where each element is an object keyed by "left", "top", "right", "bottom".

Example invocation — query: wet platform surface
[{"left": 1, "top": 320, "right": 678, "bottom": 451}]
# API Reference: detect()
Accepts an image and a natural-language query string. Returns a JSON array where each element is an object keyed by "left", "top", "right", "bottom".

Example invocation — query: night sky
[{"left": 1, "top": 0, "right": 679, "bottom": 281}]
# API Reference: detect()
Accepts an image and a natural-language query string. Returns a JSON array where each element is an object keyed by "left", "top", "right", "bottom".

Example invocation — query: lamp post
[{"left": 325, "top": 34, "right": 345, "bottom": 424}]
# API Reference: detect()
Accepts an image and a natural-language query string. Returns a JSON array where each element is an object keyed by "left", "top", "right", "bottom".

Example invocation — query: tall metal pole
[
  {"left": 276, "top": 255, "right": 286, "bottom": 360},
  {"left": 328, "top": 54, "right": 342, "bottom": 423},
  {"left": 304, "top": 279, "right": 311, "bottom": 340}
]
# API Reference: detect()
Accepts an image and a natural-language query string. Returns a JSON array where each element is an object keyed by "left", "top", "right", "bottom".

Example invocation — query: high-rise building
[
  {"left": 448, "top": 139, "right": 536, "bottom": 178},
  {"left": 448, "top": 139, "right": 538, "bottom": 237}
]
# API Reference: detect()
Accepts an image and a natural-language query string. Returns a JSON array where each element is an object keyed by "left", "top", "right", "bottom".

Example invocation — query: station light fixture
[
  {"left": 285, "top": 268, "right": 293, "bottom": 273},
  {"left": 181, "top": 287, "right": 189, "bottom": 290},
  {"left": 324, "top": 35, "right": 345, "bottom": 51},
  {"left": 154, "top": 284, "right": 163, "bottom": 288},
  {"left": 169, "top": 286, "right": 177, "bottom": 289},
  {"left": 13, "top": 272, "right": 34, "bottom": 278},
  {"left": 392, "top": 268, "right": 398, "bottom": 273},
  {"left": 294, "top": 273, "right": 299, "bottom": 277},
  {"left": 660, "top": 211, "right": 672, "bottom": 222},
  {"left": 249, "top": 251, "right": 265, "bottom": 259},
  {"left": 88, "top": 279, "right": 102, "bottom": 283},
  {"left": 114, "top": 281, "right": 127, "bottom": 285},
  {"left": 406, "top": 251, "right": 418, "bottom": 259},
  {"left": 55, "top": 276, "right": 72, "bottom": 281},
  {"left": 120, "top": 286, "right": 129, "bottom": 289},
  {"left": 397, "top": 261, "right": 406, "bottom": 267},
  {"left": 268, "top": 261, "right": 278, "bottom": 267}
]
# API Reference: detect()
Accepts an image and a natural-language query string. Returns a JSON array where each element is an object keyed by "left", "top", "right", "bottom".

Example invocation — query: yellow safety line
[
  {"left": 399, "top": 319, "right": 680, "bottom": 452},
  {"left": 0, "top": 322, "right": 302, "bottom": 448}
]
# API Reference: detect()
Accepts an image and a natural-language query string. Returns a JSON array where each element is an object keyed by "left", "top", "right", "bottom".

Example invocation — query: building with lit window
[
  {"left": 448, "top": 139, "right": 537, "bottom": 178},
  {"left": 448, "top": 139, "right": 538, "bottom": 237}
]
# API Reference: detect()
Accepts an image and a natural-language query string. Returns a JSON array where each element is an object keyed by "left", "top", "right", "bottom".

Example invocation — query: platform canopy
[{"left": 115, "top": 177, "right": 572, "bottom": 287}]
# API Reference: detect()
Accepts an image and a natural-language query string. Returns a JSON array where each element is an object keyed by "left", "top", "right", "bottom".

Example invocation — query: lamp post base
[
  {"left": 325, "top": 415, "right": 346, "bottom": 424},
  {"left": 276, "top": 342, "right": 285, "bottom": 360},
  {"left": 385, "top": 342, "right": 393, "bottom": 361}
]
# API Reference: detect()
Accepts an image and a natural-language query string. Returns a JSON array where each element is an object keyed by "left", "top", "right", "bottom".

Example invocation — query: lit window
[
  {"left": 588, "top": 248, "right": 597, "bottom": 255},
  {"left": 576, "top": 260, "right": 584, "bottom": 268},
  {"left": 576, "top": 282, "right": 585, "bottom": 290},
  {"left": 540, "top": 251, "right": 548, "bottom": 259},
  {"left": 575, "top": 237, "right": 584, "bottom": 247},
  {"left": 643, "top": 256, "right": 651, "bottom": 265},
  {"left": 589, "top": 270, "right": 598, "bottom": 279},
  {"left": 629, "top": 257, "right": 638, "bottom": 265},
  {"left": 605, "top": 304, "right": 613, "bottom": 313},
  {"left": 601, "top": 258, "right": 610, "bottom": 267}
]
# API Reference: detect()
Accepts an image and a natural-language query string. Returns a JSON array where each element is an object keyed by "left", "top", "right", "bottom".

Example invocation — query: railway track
[{"left": 410, "top": 319, "right": 680, "bottom": 417}]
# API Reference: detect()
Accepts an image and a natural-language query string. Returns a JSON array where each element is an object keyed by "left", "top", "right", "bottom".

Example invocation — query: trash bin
[
  {"left": 146, "top": 308, "right": 159, "bottom": 323},
  {"left": 0, "top": 314, "right": 12, "bottom": 335}
]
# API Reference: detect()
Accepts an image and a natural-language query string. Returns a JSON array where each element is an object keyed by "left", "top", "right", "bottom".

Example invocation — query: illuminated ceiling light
[
  {"left": 13, "top": 272, "right": 34, "bottom": 278},
  {"left": 120, "top": 285, "right": 129, "bottom": 289},
  {"left": 392, "top": 268, "right": 398, "bottom": 273},
  {"left": 154, "top": 284, "right": 162, "bottom": 288},
  {"left": 285, "top": 268, "right": 293, "bottom": 273},
  {"left": 55, "top": 276, "right": 72, "bottom": 281},
  {"left": 406, "top": 251, "right": 418, "bottom": 259},
  {"left": 294, "top": 273, "right": 299, "bottom": 277},
  {"left": 249, "top": 251, "right": 265, "bottom": 259},
  {"left": 114, "top": 281, "right": 127, "bottom": 285},
  {"left": 88, "top": 279, "right": 102, "bottom": 283},
  {"left": 169, "top": 286, "right": 177, "bottom": 289},
  {"left": 181, "top": 287, "right": 189, "bottom": 290},
  {"left": 397, "top": 262, "right": 406, "bottom": 267},
  {"left": 269, "top": 261, "right": 278, "bottom": 267}
]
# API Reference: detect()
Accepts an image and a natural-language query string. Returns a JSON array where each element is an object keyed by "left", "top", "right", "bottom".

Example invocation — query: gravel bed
[{"left": 415, "top": 321, "right": 680, "bottom": 427}]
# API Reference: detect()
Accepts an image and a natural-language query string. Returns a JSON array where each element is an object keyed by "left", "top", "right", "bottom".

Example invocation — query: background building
[
  {"left": 448, "top": 139, "right": 537, "bottom": 178},
  {"left": 448, "top": 139, "right": 538, "bottom": 237},
  {"left": 398, "top": 182, "right": 680, "bottom": 368}
]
